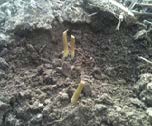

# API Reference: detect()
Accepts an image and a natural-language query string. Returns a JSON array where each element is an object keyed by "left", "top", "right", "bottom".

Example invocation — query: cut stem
[
  {"left": 71, "top": 80, "right": 85, "bottom": 105},
  {"left": 70, "top": 35, "right": 75, "bottom": 58},
  {"left": 63, "top": 30, "right": 69, "bottom": 58}
]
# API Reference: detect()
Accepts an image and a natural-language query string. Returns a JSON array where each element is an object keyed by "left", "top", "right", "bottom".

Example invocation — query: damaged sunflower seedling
[
  {"left": 70, "top": 35, "right": 75, "bottom": 59},
  {"left": 62, "top": 30, "right": 76, "bottom": 58},
  {"left": 63, "top": 30, "right": 69, "bottom": 58},
  {"left": 71, "top": 80, "right": 85, "bottom": 105}
]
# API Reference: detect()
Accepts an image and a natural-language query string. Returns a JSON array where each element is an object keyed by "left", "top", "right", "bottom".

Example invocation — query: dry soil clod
[{"left": 71, "top": 80, "right": 85, "bottom": 105}]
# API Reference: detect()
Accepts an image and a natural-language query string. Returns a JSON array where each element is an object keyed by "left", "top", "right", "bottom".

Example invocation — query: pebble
[
  {"left": 147, "top": 108, "right": 152, "bottom": 117},
  {"left": 59, "top": 92, "right": 69, "bottom": 100},
  {"left": 58, "top": 92, "right": 70, "bottom": 105}
]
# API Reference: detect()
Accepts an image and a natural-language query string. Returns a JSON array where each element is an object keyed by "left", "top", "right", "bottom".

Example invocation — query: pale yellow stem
[
  {"left": 63, "top": 30, "right": 69, "bottom": 57},
  {"left": 70, "top": 35, "right": 75, "bottom": 58},
  {"left": 71, "top": 80, "right": 85, "bottom": 105}
]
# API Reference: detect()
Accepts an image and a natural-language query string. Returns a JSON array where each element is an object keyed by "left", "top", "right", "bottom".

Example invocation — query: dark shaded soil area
[{"left": 0, "top": 20, "right": 152, "bottom": 126}]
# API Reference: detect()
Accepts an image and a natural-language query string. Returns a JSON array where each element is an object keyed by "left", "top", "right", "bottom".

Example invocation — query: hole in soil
[{"left": 5, "top": 22, "right": 152, "bottom": 84}]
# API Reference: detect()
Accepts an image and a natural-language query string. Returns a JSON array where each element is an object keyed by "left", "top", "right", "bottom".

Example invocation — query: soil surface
[{"left": 0, "top": 20, "right": 152, "bottom": 126}]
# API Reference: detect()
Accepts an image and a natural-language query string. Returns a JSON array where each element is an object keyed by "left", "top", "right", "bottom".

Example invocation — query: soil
[{"left": 0, "top": 19, "right": 152, "bottom": 126}]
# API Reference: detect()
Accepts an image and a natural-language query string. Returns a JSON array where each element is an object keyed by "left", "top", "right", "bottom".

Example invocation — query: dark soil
[{"left": 0, "top": 20, "right": 152, "bottom": 126}]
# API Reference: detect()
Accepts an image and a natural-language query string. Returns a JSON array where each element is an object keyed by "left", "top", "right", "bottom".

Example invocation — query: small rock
[
  {"left": 57, "top": 92, "right": 70, "bottom": 105},
  {"left": 147, "top": 108, "right": 152, "bottom": 117},
  {"left": 62, "top": 61, "right": 71, "bottom": 77},
  {"left": 0, "top": 57, "right": 9, "bottom": 70},
  {"left": 59, "top": 92, "right": 69, "bottom": 100},
  {"left": 95, "top": 93, "right": 113, "bottom": 105}
]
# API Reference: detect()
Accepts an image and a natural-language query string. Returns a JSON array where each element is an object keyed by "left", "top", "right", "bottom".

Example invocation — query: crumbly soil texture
[{"left": 0, "top": 19, "right": 152, "bottom": 126}]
